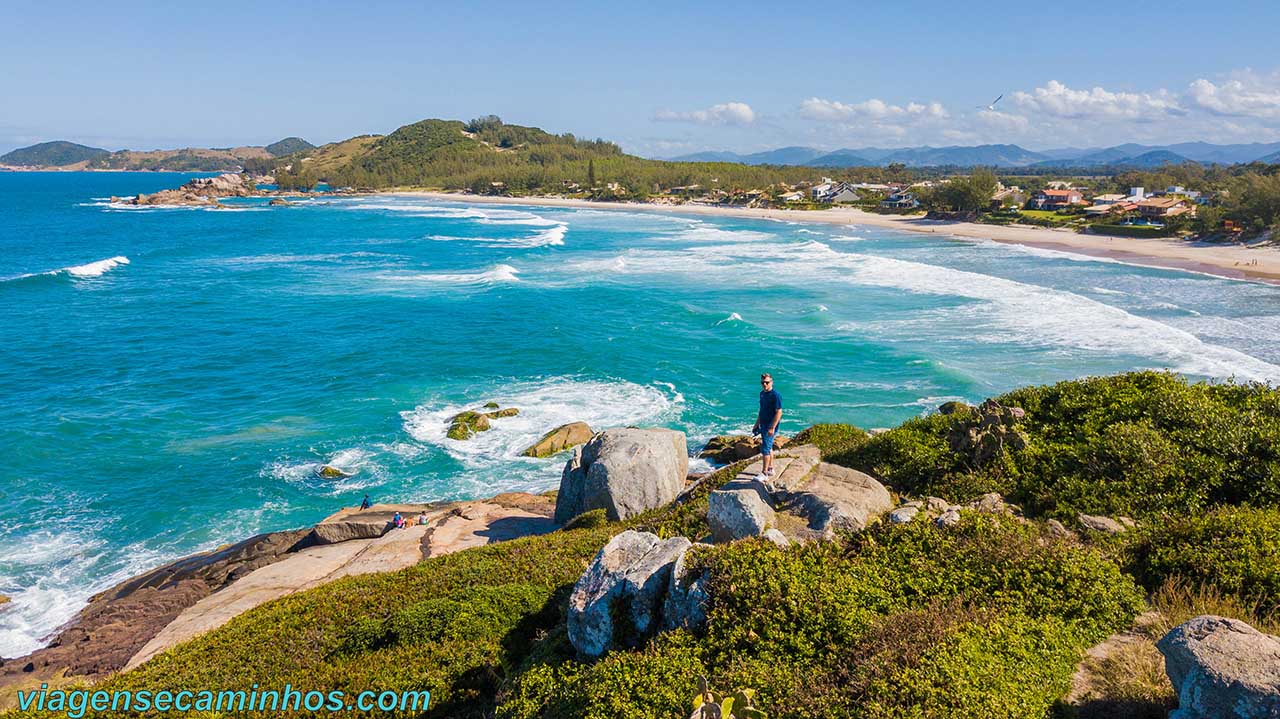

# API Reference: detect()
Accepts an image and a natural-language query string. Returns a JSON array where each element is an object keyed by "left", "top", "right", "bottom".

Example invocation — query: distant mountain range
[
  {"left": 668, "top": 141, "right": 1280, "bottom": 169},
  {"left": 1, "top": 137, "right": 315, "bottom": 171}
]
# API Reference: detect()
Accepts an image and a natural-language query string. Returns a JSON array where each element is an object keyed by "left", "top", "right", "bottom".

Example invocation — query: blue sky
[{"left": 4, "top": 0, "right": 1280, "bottom": 156}]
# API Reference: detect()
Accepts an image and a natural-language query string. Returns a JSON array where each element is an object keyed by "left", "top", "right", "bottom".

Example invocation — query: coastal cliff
[{"left": 3, "top": 372, "right": 1279, "bottom": 718}]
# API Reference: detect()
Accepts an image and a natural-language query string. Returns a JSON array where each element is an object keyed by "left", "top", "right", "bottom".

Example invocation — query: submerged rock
[
  {"left": 554, "top": 428, "right": 688, "bottom": 523},
  {"left": 522, "top": 421, "right": 593, "bottom": 458},
  {"left": 1157, "top": 615, "right": 1280, "bottom": 719},
  {"left": 315, "top": 464, "right": 353, "bottom": 479},
  {"left": 447, "top": 410, "right": 491, "bottom": 440}
]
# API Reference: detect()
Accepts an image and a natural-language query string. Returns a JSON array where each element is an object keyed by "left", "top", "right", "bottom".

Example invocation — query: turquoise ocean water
[{"left": 3, "top": 171, "right": 1280, "bottom": 656}]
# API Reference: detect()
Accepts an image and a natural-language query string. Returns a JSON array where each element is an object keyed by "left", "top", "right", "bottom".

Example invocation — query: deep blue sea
[{"left": 3, "top": 171, "right": 1280, "bottom": 656}]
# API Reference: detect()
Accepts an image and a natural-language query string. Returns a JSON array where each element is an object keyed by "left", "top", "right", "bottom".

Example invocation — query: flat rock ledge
[
  {"left": 0, "top": 493, "right": 555, "bottom": 693},
  {"left": 1157, "top": 615, "right": 1280, "bottom": 719}
]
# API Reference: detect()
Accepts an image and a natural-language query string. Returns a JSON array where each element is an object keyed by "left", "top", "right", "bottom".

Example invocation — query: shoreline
[{"left": 387, "top": 191, "right": 1280, "bottom": 286}]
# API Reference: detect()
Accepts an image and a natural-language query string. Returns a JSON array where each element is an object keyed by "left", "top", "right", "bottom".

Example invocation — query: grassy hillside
[
  {"left": 0, "top": 141, "right": 107, "bottom": 167},
  {"left": 269, "top": 116, "right": 899, "bottom": 195},
  {"left": 7, "top": 371, "right": 1277, "bottom": 718}
]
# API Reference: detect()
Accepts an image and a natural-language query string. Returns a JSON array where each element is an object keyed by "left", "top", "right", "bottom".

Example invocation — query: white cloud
[
  {"left": 653, "top": 102, "right": 756, "bottom": 126},
  {"left": 799, "top": 97, "right": 948, "bottom": 121},
  {"left": 1186, "top": 73, "right": 1280, "bottom": 118},
  {"left": 1011, "top": 80, "right": 1182, "bottom": 120}
]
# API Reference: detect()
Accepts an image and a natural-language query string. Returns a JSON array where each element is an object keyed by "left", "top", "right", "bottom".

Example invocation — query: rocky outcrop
[
  {"left": 708, "top": 479, "right": 776, "bottom": 542},
  {"left": 567, "top": 531, "right": 691, "bottom": 657},
  {"left": 946, "top": 399, "right": 1028, "bottom": 466},
  {"left": 0, "top": 528, "right": 310, "bottom": 687},
  {"left": 784, "top": 462, "right": 893, "bottom": 535},
  {"left": 1157, "top": 615, "right": 1280, "bottom": 719},
  {"left": 554, "top": 429, "right": 688, "bottom": 524},
  {"left": 698, "top": 434, "right": 790, "bottom": 464},
  {"left": 522, "top": 421, "right": 593, "bottom": 458},
  {"left": 308, "top": 505, "right": 401, "bottom": 544},
  {"left": 446, "top": 406, "right": 520, "bottom": 440},
  {"left": 117, "top": 173, "right": 261, "bottom": 207}
]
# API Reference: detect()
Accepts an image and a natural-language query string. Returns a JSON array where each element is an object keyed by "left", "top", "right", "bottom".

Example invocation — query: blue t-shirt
[{"left": 758, "top": 389, "right": 783, "bottom": 431}]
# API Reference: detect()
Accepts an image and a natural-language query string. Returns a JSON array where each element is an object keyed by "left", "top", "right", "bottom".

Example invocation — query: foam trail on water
[{"left": 379, "top": 263, "right": 521, "bottom": 286}]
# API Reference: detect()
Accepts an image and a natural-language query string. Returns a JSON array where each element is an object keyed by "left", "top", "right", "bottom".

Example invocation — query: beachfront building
[
  {"left": 1137, "top": 197, "right": 1195, "bottom": 219},
  {"left": 1031, "top": 189, "right": 1084, "bottom": 210},
  {"left": 881, "top": 191, "right": 919, "bottom": 209},
  {"left": 813, "top": 182, "right": 861, "bottom": 204}
]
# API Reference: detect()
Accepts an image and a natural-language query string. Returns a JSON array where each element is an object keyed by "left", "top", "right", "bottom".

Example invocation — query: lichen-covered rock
[
  {"left": 1079, "top": 514, "right": 1128, "bottom": 534},
  {"left": 486, "top": 407, "right": 520, "bottom": 418},
  {"left": 946, "top": 399, "right": 1028, "bottom": 466},
  {"left": 522, "top": 421, "right": 593, "bottom": 458},
  {"left": 708, "top": 479, "right": 776, "bottom": 542},
  {"left": 554, "top": 428, "right": 688, "bottom": 524},
  {"left": 968, "top": 492, "right": 1009, "bottom": 514},
  {"left": 315, "top": 464, "right": 353, "bottom": 479},
  {"left": 936, "top": 508, "right": 962, "bottom": 527},
  {"left": 1157, "top": 615, "right": 1280, "bottom": 719},
  {"left": 567, "top": 531, "right": 692, "bottom": 657},
  {"left": 567, "top": 531, "right": 660, "bottom": 658},
  {"left": 785, "top": 462, "right": 893, "bottom": 534},
  {"left": 1045, "top": 519, "right": 1077, "bottom": 541},
  {"left": 662, "top": 543, "right": 711, "bottom": 633},
  {"left": 889, "top": 505, "right": 920, "bottom": 524},
  {"left": 622, "top": 536, "right": 691, "bottom": 637},
  {"left": 447, "top": 411, "right": 491, "bottom": 440},
  {"left": 698, "top": 434, "right": 789, "bottom": 464}
]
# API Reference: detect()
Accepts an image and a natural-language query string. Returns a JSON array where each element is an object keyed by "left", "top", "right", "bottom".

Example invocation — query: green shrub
[
  {"left": 837, "top": 372, "right": 1280, "bottom": 518},
  {"left": 791, "top": 423, "right": 869, "bottom": 459},
  {"left": 499, "top": 516, "right": 1143, "bottom": 719},
  {"left": 564, "top": 508, "right": 609, "bottom": 530},
  {"left": 1126, "top": 506, "right": 1280, "bottom": 613}
]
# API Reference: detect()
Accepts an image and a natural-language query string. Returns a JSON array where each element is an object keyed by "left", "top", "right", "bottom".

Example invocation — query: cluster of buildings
[{"left": 1029, "top": 184, "right": 1204, "bottom": 223}]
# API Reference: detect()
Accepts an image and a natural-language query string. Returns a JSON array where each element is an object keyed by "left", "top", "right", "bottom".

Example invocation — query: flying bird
[{"left": 977, "top": 94, "right": 1003, "bottom": 111}]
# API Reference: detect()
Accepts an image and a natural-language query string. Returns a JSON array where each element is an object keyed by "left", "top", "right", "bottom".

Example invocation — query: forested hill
[
  {"left": 266, "top": 116, "right": 865, "bottom": 195},
  {"left": 0, "top": 140, "right": 108, "bottom": 167}
]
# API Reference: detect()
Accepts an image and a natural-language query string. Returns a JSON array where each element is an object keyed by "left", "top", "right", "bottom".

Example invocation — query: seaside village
[{"left": 652, "top": 176, "right": 1215, "bottom": 233}]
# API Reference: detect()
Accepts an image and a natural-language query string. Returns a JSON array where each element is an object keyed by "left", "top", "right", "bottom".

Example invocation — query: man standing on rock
[{"left": 754, "top": 373, "right": 783, "bottom": 480}]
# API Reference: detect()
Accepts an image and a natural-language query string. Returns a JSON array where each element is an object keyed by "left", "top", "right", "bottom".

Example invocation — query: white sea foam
[
  {"left": 715, "top": 312, "right": 745, "bottom": 325},
  {"left": 400, "top": 377, "right": 683, "bottom": 491},
  {"left": 379, "top": 263, "right": 521, "bottom": 286},
  {"left": 66, "top": 256, "right": 130, "bottom": 277},
  {"left": 565, "top": 239, "right": 1280, "bottom": 382},
  {"left": 264, "top": 447, "right": 388, "bottom": 494}
]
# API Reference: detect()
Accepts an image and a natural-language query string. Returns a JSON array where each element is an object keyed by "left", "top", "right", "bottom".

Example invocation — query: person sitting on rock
[
  {"left": 393, "top": 511, "right": 404, "bottom": 529},
  {"left": 753, "top": 373, "right": 783, "bottom": 482},
  {"left": 417, "top": 511, "right": 429, "bottom": 526},
  {"left": 360, "top": 494, "right": 372, "bottom": 510}
]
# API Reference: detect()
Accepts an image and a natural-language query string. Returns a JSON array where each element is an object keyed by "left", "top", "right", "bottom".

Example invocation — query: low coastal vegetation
[{"left": 6, "top": 370, "right": 1278, "bottom": 718}]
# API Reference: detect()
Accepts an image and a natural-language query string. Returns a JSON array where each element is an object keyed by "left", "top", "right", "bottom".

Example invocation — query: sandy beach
[{"left": 391, "top": 191, "right": 1280, "bottom": 285}]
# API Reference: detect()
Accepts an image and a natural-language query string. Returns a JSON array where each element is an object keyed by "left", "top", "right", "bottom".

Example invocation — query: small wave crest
[{"left": 380, "top": 263, "right": 521, "bottom": 286}]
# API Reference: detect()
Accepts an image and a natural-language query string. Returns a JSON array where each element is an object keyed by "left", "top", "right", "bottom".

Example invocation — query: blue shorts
[{"left": 760, "top": 431, "right": 776, "bottom": 456}]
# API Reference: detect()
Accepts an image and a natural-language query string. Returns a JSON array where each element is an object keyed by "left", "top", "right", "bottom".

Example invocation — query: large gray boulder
[
  {"left": 567, "top": 530, "right": 693, "bottom": 657},
  {"left": 707, "top": 479, "right": 776, "bottom": 542},
  {"left": 622, "top": 536, "right": 692, "bottom": 636},
  {"left": 785, "top": 462, "right": 893, "bottom": 534},
  {"left": 554, "top": 428, "right": 689, "bottom": 524},
  {"left": 661, "top": 543, "right": 711, "bottom": 633},
  {"left": 1157, "top": 615, "right": 1280, "bottom": 719},
  {"left": 567, "top": 531, "right": 660, "bottom": 658}
]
